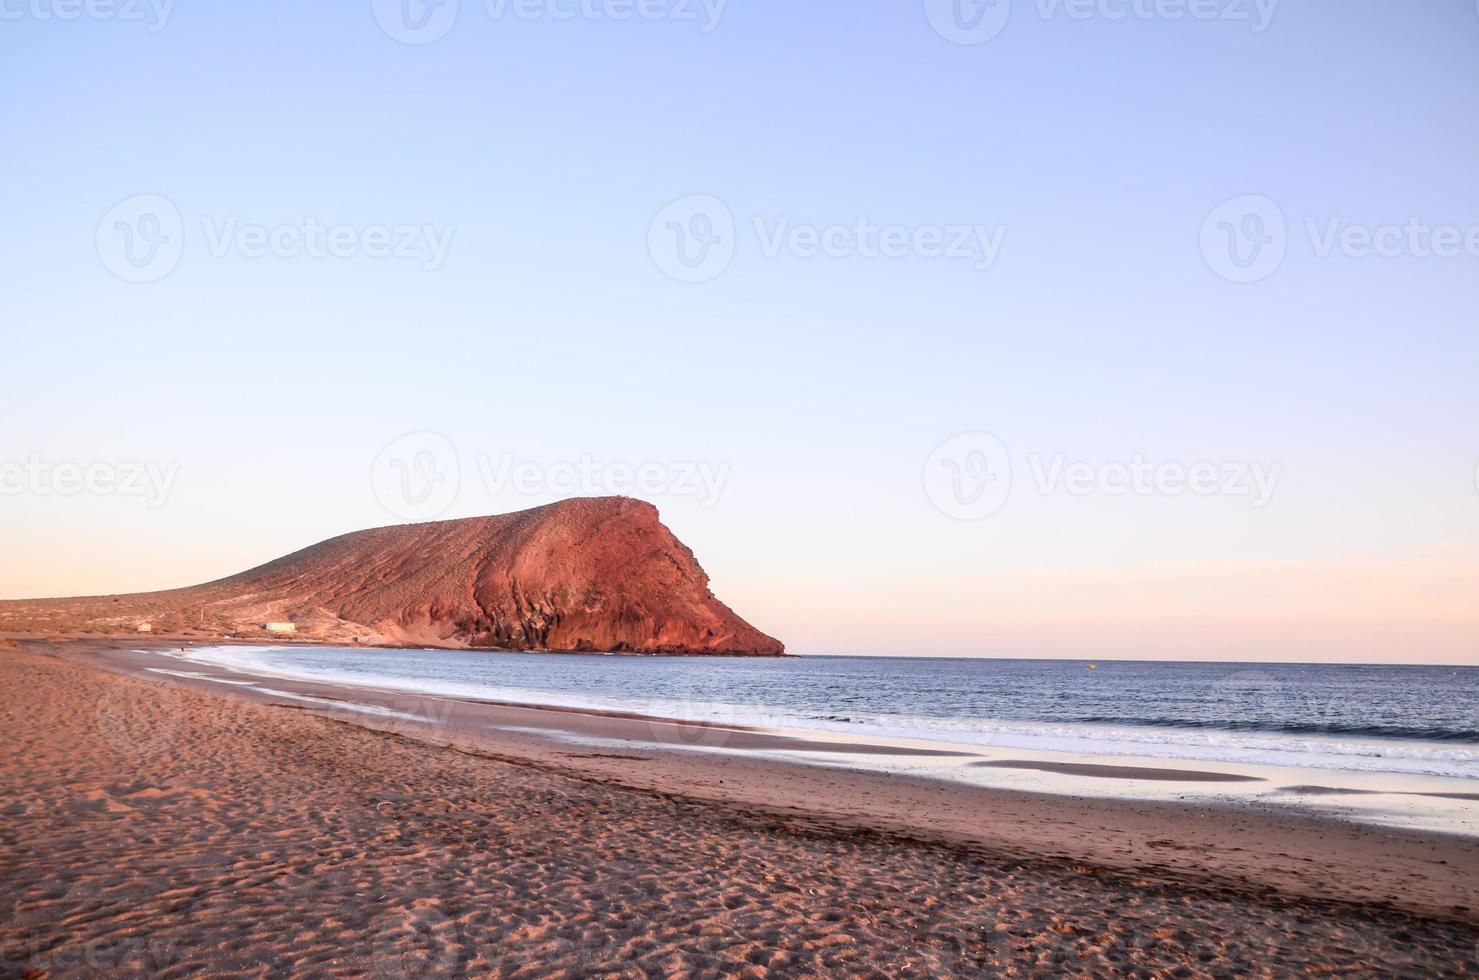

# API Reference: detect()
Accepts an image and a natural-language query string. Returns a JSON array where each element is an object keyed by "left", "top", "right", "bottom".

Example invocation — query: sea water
[{"left": 180, "top": 646, "right": 1479, "bottom": 781}]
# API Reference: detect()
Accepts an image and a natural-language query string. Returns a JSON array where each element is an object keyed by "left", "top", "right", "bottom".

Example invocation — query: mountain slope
[{"left": 0, "top": 498, "right": 784, "bottom": 655}]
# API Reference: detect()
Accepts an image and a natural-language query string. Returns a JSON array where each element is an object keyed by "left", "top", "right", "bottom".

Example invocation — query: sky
[{"left": 2, "top": 0, "right": 1477, "bottom": 663}]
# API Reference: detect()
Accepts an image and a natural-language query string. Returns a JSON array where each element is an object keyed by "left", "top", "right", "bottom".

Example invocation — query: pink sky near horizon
[{"left": 5, "top": 501, "right": 1477, "bottom": 666}]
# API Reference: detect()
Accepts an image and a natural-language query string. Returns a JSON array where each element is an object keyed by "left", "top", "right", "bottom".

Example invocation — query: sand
[
  {"left": 968, "top": 761, "right": 1266, "bottom": 782},
  {"left": 2, "top": 642, "right": 1478, "bottom": 977},
  {"left": 1278, "top": 785, "right": 1479, "bottom": 802}
]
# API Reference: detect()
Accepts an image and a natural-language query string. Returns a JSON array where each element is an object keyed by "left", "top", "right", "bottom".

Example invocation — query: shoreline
[
  {"left": 30, "top": 637, "right": 1479, "bottom": 925},
  {"left": 153, "top": 639, "right": 1479, "bottom": 831},
  {"left": 13, "top": 629, "right": 1479, "bottom": 668}
]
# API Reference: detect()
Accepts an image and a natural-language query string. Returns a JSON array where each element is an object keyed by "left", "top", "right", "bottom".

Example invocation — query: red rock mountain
[{"left": 0, "top": 498, "right": 784, "bottom": 656}]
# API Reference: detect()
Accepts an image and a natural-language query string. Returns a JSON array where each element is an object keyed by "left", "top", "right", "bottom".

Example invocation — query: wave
[
  {"left": 1062, "top": 716, "right": 1479, "bottom": 744},
  {"left": 782, "top": 712, "right": 1479, "bottom": 779}
]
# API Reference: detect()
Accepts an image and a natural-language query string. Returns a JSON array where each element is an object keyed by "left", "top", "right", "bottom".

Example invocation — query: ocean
[{"left": 180, "top": 647, "right": 1479, "bottom": 781}]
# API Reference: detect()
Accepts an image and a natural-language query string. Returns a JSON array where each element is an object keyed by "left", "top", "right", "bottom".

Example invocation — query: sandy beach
[
  {"left": 13, "top": 0, "right": 1478, "bottom": 972},
  {"left": 0, "top": 639, "right": 1474, "bottom": 977}
]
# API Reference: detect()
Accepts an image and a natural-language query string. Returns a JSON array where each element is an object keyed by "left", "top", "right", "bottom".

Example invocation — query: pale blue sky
[{"left": 3, "top": 0, "right": 1477, "bottom": 661}]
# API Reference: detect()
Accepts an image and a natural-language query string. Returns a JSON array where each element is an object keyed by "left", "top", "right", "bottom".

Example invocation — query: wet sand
[
  {"left": 2, "top": 640, "right": 1478, "bottom": 976},
  {"left": 969, "top": 760, "right": 1265, "bottom": 782},
  {"left": 1279, "top": 785, "right": 1479, "bottom": 802}
]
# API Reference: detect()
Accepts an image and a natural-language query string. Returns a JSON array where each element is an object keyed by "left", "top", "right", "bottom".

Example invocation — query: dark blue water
[{"left": 185, "top": 647, "right": 1479, "bottom": 778}]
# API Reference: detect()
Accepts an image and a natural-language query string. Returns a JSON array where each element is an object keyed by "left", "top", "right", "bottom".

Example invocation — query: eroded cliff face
[{"left": 0, "top": 498, "right": 784, "bottom": 656}]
